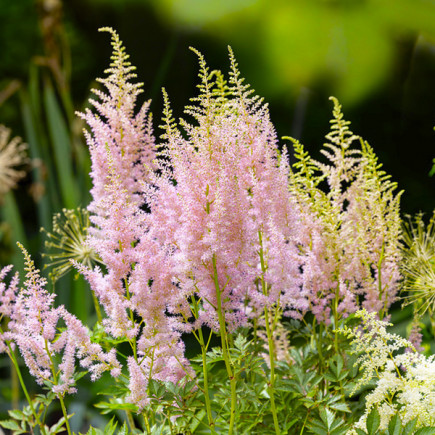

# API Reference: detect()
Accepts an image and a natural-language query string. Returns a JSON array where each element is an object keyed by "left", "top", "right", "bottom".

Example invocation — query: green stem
[
  {"left": 143, "top": 413, "right": 151, "bottom": 434},
  {"left": 332, "top": 285, "right": 344, "bottom": 396},
  {"left": 11, "top": 357, "right": 19, "bottom": 409},
  {"left": 198, "top": 326, "right": 214, "bottom": 429},
  {"left": 91, "top": 289, "right": 103, "bottom": 325},
  {"left": 58, "top": 395, "right": 72, "bottom": 435},
  {"left": 190, "top": 295, "right": 214, "bottom": 428},
  {"left": 316, "top": 321, "right": 325, "bottom": 369},
  {"left": 212, "top": 254, "right": 236, "bottom": 435},
  {"left": 125, "top": 410, "right": 136, "bottom": 432},
  {"left": 44, "top": 339, "right": 72, "bottom": 435},
  {"left": 264, "top": 309, "right": 280, "bottom": 435},
  {"left": 377, "top": 243, "right": 387, "bottom": 320},
  {"left": 258, "top": 231, "right": 280, "bottom": 435}
]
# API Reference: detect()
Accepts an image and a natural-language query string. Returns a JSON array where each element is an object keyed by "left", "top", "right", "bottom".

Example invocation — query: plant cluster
[{"left": 0, "top": 28, "right": 434, "bottom": 434}]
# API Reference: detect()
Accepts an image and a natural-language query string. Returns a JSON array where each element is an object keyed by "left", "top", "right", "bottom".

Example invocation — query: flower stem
[
  {"left": 198, "top": 326, "right": 214, "bottom": 428},
  {"left": 143, "top": 413, "right": 151, "bottom": 434},
  {"left": 212, "top": 254, "right": 236, "bottom": 435},
  {"left": 190, "top": 295, "right": 215, "bottom": 431},
  {"left": 263, "top": 308, "right": 280, "bottom": 434},
  {"left": 91, "top": 288, "right": 103, "bottom": 324},
  {"left": 44, "top": 339, "right": 72, "bottom": 435},
  {"left": 125, "top": 410, "right": 136, "bottom": 432},
  {"left": 58, "top": 395, "right": 72, "bottom": 435},
  {"left": 258, "top": 231, "right": 280, "bottom": 435}
]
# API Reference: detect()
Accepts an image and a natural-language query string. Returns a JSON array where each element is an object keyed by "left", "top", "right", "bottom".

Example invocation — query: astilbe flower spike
[
  {"left": 0, "top": 265, "right": 19, "bottom": 353},
  {"left": 78, "top": 27, "right": 155, "bottom": 215},
  {"left": 289, "top": 98, "right": 402, "bottom": 322},
  {"left": 150, "top": 47, "right": 306, "bottom": 332},
  {"left": 77, "top": 29, "right": 192, "bottom": 409},
  {"left": 1, "top": 244, "right": 121, "bottom": 397},
  {"left": 77, "top": 33, "right": 307, "bottom": 409}
]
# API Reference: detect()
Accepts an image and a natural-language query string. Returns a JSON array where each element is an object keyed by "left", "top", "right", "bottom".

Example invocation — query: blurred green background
[
  {"left": 1, "top": 0, "right": 435, "bottom": 216},
  {"left": 0, "top": 0, "right": 435, "bottom": 429}
]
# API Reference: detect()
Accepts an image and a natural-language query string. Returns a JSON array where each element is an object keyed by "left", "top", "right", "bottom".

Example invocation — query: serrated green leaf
[
  {"left": 336, "top": 370, "right": 350, "bottom": 382},
  {"left": 331, "top": 418, "right": 346, "bottom": 431},
  {"left": 0, "top": 420, "right": 21, "bottom": 430},
  {"left": 83, "top": 427, "right": 102, "bottom": 435},
  {"left": 308, "top": 424, "right": 329, "bottom": 435},
  {"left": 94, "top": 401, "right": 137, "bottom": 415},
  {"left": 366, "top": 408, "right": 380, "bottom": 435},
  {"left": 284, "top": 418, "right": 299, "bottom": 431},
  {"left": 330, "top": 402, "right": 351, "bottom": 413},
  {"left": 335, "top": 354, "right": 344, "bottom": 375},
  {"left": 331, "top": 426, "right": 348, "bottom": 435},
  {"left": 387, "top": 414, "right": 402, "bottom": 435},
  {"left": 324, "top": 372, "right": 339, "bottom": 382},
  {"left": 118, "top": 422, "right": 128, "bottom": 435},
  {"left": 355, "top": 429, "right": 368, "bottom": 435},
  {"left": 22, "top": 405, "right": 34, "bottom": 417},
  {"left": 7, "top": 410, "right": 25, "bottom": 421},
  {"left": 100, "top": 417, "right": 118, "bottom": 435},
  {"left": 414, "top": 428, "right": 435, "bottom": 435},
  {"left": 402, "top": 418, "right": 418, "bottom": 435},
  {"left": 319, "top": 407, "right": 335, "bottom": 430},
  {"left": 49, "top": 416, "right": 67, "bottom": 434},
  {"left": 234, "top": 334, "right": 247, "bottom": 350}
]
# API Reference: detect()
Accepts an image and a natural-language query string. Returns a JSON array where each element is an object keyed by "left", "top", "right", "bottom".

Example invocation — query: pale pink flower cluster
[
  {"left": 148, "top": 53, "right": 306, "bottom": 331},
  {"left": 0, "top": 265, "right": 19, "bottom": 353},
  {"left": 75, "top": 30, "right": 402, "bottom": 407},
  {"left": 78, "top": 29, "right": 192, "bottom": 406},
  {"left": 78, "top": 27, "right": 155, "bottom": 214},
  {"left": 0, "top": 247, "right": 121, "bottom": 397},
  {"left": 77, "top": 33, "right": 306, "bottom": 408},
  {"left": 290, "top": 100, "right": 402, "bottom": 321}
]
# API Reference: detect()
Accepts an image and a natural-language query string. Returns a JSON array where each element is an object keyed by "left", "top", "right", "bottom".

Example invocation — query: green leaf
[
  {"left": 283, "top": 418, "right": 299, "bottom": 431},
  {"left": 118, "top": 422, "right": 128, "bottom": 435},
  {"left": 234, "top": 334, "right": 247, "bottom": 350},
  {"left": 43, "top": 81, "right": 79, "bottom": 209},
  {"left": 324, "top": 372, "right": 339, "bottom": 382},
  {"left": 355, "top": 429, "right": 368, "bottom": 435},
  {"left": 329, "top": 402, "right": 351, "bottom": 413},
  {"left": 49, "top": 418, "right": 66, "bottom": 434},
  {"left": 366, "top": 408, "right": 381, "bottom": 435},
  {"left": 335, "top": 354, "right": 344, "bottom": 375},
  {"left": 308, "top": 424, "right": 329, "bottom": 435},
  {"left": 387, "top": 414, "right": 402, "bottom": 435},
  {"left": 49, "top": 414, "right": 74, "bottom": 434},
  {"left": 402, "top": 418, "right": 418, "bottom": 435},
  {"left": 7, "top": 410, "right": 25, "bottom": 421},
  {"left": 94, "top": 401, "right": 137, "bottom": 415},
  {"left": 320, "top": 407, "right": 335, "bottom": 430},
  {"left": 82, "top": 427, "right": 103, "bottom": 435},
  {"left": 188, "top": 408, "right": 206, "bottom": 432},
  {"left": 330, "top": 426, "right": 348, "bottom": 435},
  {"left": 0, "top": 420, "right": 22, "bottom": 430},
  {"left": 415, "top": 429, "right": 435, "bottom": 435}
]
